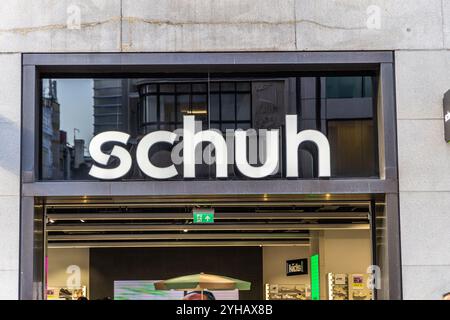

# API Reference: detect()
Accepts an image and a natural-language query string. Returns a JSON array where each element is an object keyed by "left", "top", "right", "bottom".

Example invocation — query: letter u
[{"left": 235, "top": 129, "right": 279, "bottom": 178}]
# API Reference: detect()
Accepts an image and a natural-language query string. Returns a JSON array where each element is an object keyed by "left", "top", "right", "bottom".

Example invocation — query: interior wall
[
  {"left": 262, "top": 246, "right": 311, "bottom": 286},
  {"left": 47, "top": 248, "right": 90, "bottom": 298},
  {"left": 89, "top": 247, "right": 263, "bottom": 300},
  {"left": 46, "top": 231, "right": 371, "bottom": 300},
  {"left": 318, "top": 229, "right": 372, "bottom": 299}
]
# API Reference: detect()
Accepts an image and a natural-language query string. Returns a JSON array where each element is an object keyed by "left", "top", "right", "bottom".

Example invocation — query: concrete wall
[
  {"left": 317, "top": 230, "right": 372, "bottom": 300},
  {"left": 0, "top": 0, "right": 449, "bottom": 299},
  {"left": 0, "top": 0, "right": 449, "bottom": 52},
  {"left": 396, "top": 51, "right": 450, "bottom": 300},
  {"left": 0, "top": 53, "right": 21, "bottom": 300}
]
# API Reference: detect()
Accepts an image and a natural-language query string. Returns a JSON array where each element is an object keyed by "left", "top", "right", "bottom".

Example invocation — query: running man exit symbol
[{"left": 193, "top": 209, "right": 215, "bottom": 223}]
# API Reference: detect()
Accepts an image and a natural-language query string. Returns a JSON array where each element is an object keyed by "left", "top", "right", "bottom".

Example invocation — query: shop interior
[
  {"left": 39, "top": 74, "right": 383, "bottom": 300},
  {"left": 43, "top": 194, "right": 380, "bottom": 300}
]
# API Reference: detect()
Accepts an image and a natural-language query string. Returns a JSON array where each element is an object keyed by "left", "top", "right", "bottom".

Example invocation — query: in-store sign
[
  {"left": 88, "top": 115, "right": 331, "bottom": 180},
  {"left": 193, "top": 209, "right": 215, "bottom": 224},
  {"left": 444, "top": 90, "right": 450, "bottom": 143},
  {"left": 286, "top": 259, "right": 308, "bottom": 276},
  {"left": 310, "top": 254, "right": 320, "bottom": 300}
]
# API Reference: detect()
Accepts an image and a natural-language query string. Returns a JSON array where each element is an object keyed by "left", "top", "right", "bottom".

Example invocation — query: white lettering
[
  {"left": 88, "top": 115, "right": 331, "bottom": 180},
  {"left": 89, "top": 131, "right": 132, "bottom": 180},
  {"left": 183, "top": 115, "right": 228, "bottom": 178},
  {"left": 285, "top": 115, "right": 331, "bottom": 178},
  {"left": 136, "top": 130, "right": 178, "bottom": 179},
  {"left": 235, "top": 129, "right": 279, "bottom": 178}
]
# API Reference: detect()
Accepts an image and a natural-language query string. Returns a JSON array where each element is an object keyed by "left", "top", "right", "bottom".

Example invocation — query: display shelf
[
  {"left": 265, "top": 284, "right": 311, "bottom": 300},
  {"left": 46, "top": 286, "right": 87, "bottom": 300}
]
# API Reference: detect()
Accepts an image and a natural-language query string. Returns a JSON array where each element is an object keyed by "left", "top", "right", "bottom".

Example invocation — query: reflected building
[
  {"left": 41, "top": 79, "right": 63, "bottom": 179},
  {"left": 46, "top": 76, "right": 377, "bottom": 181},
  {"left": 93, "top": 79, "right": 140, "bottom": 137},
  {"left": 42, "top": 79, "right": 92, "bottom": 180}
]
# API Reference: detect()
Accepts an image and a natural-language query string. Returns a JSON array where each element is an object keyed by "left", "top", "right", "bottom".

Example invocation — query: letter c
[
  {"left": 136, "top": 131, "right": 178, "bottom": 179},
  {"left": 89, "top": 131, "right": 132, "bottom": 180}
]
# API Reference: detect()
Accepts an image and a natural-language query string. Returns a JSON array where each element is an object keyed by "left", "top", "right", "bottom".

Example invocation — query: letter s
[{"left": 88, "top": 131, "right": 132, "bottom": 180}]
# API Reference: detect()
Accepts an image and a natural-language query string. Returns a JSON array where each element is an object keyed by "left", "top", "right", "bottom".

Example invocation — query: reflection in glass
[
  {"left": 221, "top": 94, "right": 235, "bottom": 121},
  {"left": 210, "top": 94, "right": 220, "bottom": 121},
  {"left": 159, "top": 95, "right": 176, "bottom": 122},
  {"left": 236, "top": 94, "right": 251, "bottom": 121},
  {"left": 326, "top": 76, "right": 373, "bottom": 99},
  {"left": 177, "top": 94, "right": 190, "bottom": 122},
  {"left": 40, "top": 76, "right": 379, "bottom": 181},
  {"left": 144, "top": 96, "right": 157, "bottom": 123},
  {"left": 192, "top": 94, "right": 208, "bottom": 124}
]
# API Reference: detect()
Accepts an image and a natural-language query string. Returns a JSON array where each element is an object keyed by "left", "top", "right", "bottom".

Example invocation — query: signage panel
[
  {"left": 193, "top": 209, "right": 215, "bottom": 224},
  {"left": 444, "top": 90, "right": 450, "bottom": 143},
  {"left": 88, "top": 115, "right": 331, "bottom": 180},
  {"left": 286, "top": 258, "right": 308, "bottom": 276}
]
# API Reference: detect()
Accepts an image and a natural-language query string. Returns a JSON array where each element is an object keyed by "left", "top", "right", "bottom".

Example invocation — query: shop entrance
[{"left": 42, "top": 194, "right": 380, "bottom": 300}]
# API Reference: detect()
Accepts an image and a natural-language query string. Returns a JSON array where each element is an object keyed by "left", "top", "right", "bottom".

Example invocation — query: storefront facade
[
  {"left": 0, "top": 1, "right": 449, "bottom": 300},
  {"left": 19, "top": 51, "right": 400, "bottom": 300}
]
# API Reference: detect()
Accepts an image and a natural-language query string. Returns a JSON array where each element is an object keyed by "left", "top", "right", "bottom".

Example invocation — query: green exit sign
[{"left": 193, "top": 209, "right": 215, "bottom": 223}]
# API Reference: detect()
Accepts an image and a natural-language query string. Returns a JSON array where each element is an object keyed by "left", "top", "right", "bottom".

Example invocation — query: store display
[
  {"left": 327, "top": 273, "right": 349, "bottom": 300},
  {"left": 328, "top": 273, "right": 373, "bottom": 300},
  {"left": 47, "top": 286, "right": 87, "bottom": 300},
  {"left": 265, "top": 284, "right": 311, "bottom": 300},
  {"left": 349, "top": 274, "right": 372, "bottom": 300}
]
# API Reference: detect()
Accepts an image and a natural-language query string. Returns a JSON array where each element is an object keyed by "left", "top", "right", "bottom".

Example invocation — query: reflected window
[
  {"left": 210, "top": 81, "right": 252, "bottom": 131},
  {"left": 326, "top": 76, "right": 373, "bottom": 99},
  {"left": 40, "top": 76, "right": 378, "bottom": 181},
  {"left": 139, "top": 82, "right": 208, "bottom": 133}
]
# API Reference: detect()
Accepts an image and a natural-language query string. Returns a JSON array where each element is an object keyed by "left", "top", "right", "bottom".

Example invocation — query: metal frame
[{"left": 20, "top": 51, "right": 401, "bottom": 300}]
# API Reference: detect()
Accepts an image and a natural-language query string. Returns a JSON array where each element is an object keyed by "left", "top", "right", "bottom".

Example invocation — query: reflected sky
[{"left": 55, "top": 79, "right": 93, "bottom": 147}]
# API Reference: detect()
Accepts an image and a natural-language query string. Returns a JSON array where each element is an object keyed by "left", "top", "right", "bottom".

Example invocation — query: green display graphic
[
  {"left": 310, "top": 254, "right": 320, "bottom": 300},
  {"left": 193, "top": 209, "right": 215, "bottom": 223}
]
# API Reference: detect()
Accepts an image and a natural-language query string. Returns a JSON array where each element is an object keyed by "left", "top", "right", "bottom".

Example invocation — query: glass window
[
  {"left": 192, "top": 94, "right": 208, "bottom": 125},
  {"left": 221, "top": 82, "right": 235, "bottom": 91},
  {"left": 39, "top": 76, "right": 377, "bottom": 180},
  {"left": 159, "top": 95, "right": 175, "bottom": 122},
  {"left": 210, "top": 94, "right": 220, "bottom": 121},
  {"left": 209, "top": 82, "right": 220, "bottom": 92},
  {"left": 221, "top": 94, "right": 235, "bottom": 121},
  {"left": 236, "top": 82, "right": 251, "bottom": 91},
  {"left": 176, "top": 83, "right": 190, "bottom": 92},
  {"left": 221, "top": 122, "right": 236, "bottom": 132},
  {"left": 325, "top": 76, "right": 373, "bottom": 99},
  {"left": 176, "top": 94, "right": 190, "bottom": 122},
  {"left": 144, "top": 96, "right": 157, "bottom": 122},
  {"left": 142, "top": 84, "right": 157, "bottom": 94},
  {"left": 192, "top": 83, "right": 207, "bottom": 92},
  {"left": 327, "top": 120, "right": 376, "bottom": 177},
  {"left": 236, "top": 93, "right": 251, "bottom": 121},
  {"left": 159, "top": 84, "right": 175, "bottom": 93}
]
